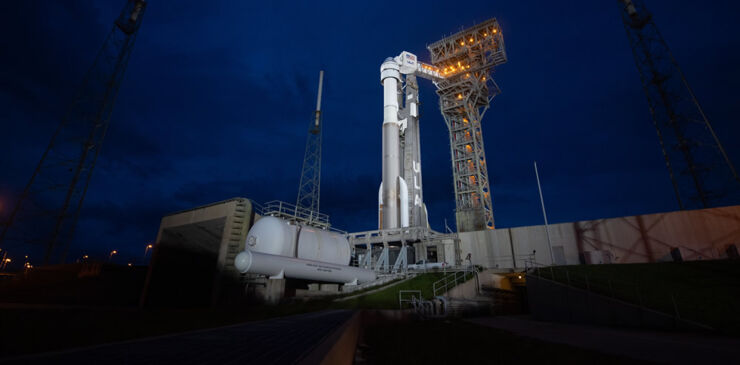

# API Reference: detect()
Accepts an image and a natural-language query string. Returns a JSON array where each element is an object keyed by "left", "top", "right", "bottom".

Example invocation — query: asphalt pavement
[
  {"left": 468, "top": 315, "right": 740, "bottom": 364},
  {"left": 1, "top": 309, "right": 353, "bottom": 365}
]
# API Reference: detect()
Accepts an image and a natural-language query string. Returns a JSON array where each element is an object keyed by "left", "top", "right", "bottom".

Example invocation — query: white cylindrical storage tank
[
  {"left": 245, "top": 216, "right": 351, "bottom": 266},
  {"left": 296, "top": 226, "right": 351, "bottom": 265},
  {"left": 235, "top": 250, "right": 377, "bottom": 284}
]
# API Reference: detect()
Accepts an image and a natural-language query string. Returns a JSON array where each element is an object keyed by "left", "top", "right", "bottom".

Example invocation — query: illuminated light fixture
[{"left": 493, "top": 29, "right": 498, "bottom": 33}]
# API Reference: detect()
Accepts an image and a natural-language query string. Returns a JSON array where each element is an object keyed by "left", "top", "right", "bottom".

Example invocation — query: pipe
[
  {"left": 235, "top": 250, "right": 377, "bottom": 284},
  {"left": 381, "top": 58, "right": 401, "bottom": 229},
  {"left": 399, "top": 177, "right": 409, "bottom": 228}
]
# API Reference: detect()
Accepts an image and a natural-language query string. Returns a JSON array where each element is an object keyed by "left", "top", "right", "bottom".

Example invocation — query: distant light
[
  {"left": 127, "top": 263, "right": 133, "bottom": 267},
  {"left": 493, "top": 29, "right": 498, "bottom": 34},
  {"left": 517, "top": 275, "right": 522, "bottom": 279}
]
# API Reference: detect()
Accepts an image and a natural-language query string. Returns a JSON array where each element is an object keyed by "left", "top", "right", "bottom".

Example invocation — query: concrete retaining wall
[{"left": 459, "top": 205, "right": 740, "bottom": 269}]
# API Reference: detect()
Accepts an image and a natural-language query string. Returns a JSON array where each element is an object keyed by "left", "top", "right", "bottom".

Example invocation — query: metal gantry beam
[
  {"left": 619, "top": 0, "right": 740, "bottom": 209},
  {"left": 427, "top": 19, "right": 507, "bottom": 231},
  {"left": 0, "top": 0, "right": 147, "bottom": 264}
]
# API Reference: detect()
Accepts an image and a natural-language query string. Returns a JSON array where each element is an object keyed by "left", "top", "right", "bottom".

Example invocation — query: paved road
[
  {"left": 468, "top": 316, "right": 740, "bottom": 364},
  {"left": 2, "top": 310, "right": 353, "bottom": 365}
]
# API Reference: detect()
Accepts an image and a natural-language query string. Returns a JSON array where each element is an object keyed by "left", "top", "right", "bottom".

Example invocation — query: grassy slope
[
  {"left": 533, "top": 260, "right": 740, "bottom": 333},
  {"left": 332, "top": 272, "right": 446, "bottom": 309}
]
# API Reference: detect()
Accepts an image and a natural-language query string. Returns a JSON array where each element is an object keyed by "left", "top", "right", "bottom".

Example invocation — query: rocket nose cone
[{"left": 235, "top": 251, "right": 252, "bottom": 273}]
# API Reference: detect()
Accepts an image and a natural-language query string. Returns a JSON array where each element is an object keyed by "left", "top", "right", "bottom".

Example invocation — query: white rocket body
[
  {"left": 380, "top": 58, "right": 404, "bottom": 229},
  {"left": 379, "top": 53, "right": 430, "bottom": 229}
]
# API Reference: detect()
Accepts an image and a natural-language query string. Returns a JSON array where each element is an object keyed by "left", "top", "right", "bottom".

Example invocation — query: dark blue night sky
[{"left": 1, "top": 1, "right": 739, "bottom": 264}]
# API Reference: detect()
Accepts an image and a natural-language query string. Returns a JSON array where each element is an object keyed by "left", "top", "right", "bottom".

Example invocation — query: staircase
[
  {"left": 436, "top": 268, "right": 524, "bottom": 317},
  {"left": 224, "top": 199, "right": 251, "bottom": 279}
]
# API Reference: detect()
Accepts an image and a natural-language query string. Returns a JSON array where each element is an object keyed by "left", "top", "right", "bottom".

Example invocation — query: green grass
[
  {"left": 533, "top": 260, "right": 740, "bottom": 333},
  {"left": 332, "top": 273, "right": 448, "bottom": 309}
]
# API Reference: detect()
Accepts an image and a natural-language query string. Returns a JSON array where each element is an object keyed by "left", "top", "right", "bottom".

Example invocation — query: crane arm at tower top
[{"left": 392, "top": 51, "right": 445, "bottom": 82}]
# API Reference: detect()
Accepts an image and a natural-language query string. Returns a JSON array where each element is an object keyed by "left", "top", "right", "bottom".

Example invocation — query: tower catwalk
[
  {"left": 620, "top": 0, "right": 739, "bottom": 209},
  {"left": 427, "top": 19, "right": 507, "bottom": 231},
  {"left": 0, "top": 0, "right": 147, "bottom": 264}
]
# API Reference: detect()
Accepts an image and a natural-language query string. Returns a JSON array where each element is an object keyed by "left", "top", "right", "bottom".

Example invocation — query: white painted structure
[
  {"left": 246, "top": 216, "right": 350, "bottom": 266},
  {"left": 378, "top": 52, "right": 443, "bottom": 230},
  {"left": 458, "top": 205, "right": 740, "bottom": 269},
  {"left": 235, "top": 216, "right": 376, "bottom": 284},
  {"left": 235, "top": 250, "right": 377, "bottom": 284}
]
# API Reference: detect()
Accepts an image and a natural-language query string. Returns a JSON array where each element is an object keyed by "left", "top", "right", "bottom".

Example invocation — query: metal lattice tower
[
  {"left": 296, "top": 70, "right": 324, "bottom": 226},
  {"left": 0, "top": 0, "right": 147, "bottom": 264},
  {"left": 620, "top": 0, "right": 740, "bottom": 209},
  {"left": 427, "top": 19, "right": 507, "bottom": 232}
]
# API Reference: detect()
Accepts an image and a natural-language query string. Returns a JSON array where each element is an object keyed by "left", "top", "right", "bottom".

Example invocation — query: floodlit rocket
[{"left": 379, "top": 51, "right": 442, "bottom": 230}]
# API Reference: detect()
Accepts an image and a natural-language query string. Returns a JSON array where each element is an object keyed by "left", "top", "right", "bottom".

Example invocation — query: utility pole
[{"left": 534, "top": 161, "right": 555, "bottom": 265}]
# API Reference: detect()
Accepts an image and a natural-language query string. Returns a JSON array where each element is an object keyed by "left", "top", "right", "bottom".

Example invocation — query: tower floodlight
[
  {"left": 377, "top": 18, "right": 506, "bottom": 233},
  {"left": 427, "top": 18, "right": 507, "bottom": 231}
]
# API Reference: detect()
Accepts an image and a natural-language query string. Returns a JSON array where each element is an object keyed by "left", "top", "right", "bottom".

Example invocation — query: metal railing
[
  {"left": 255, "top": 200, "right": 346, "bottom": 233},
  {"left": 432, "top": 266, "right": 476, "bottom": 297},
  {"left": 398, "top": 290, "right": 422, "bottom": 309}
]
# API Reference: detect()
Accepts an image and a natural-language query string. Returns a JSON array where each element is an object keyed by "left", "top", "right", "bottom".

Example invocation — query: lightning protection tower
[
  {"left": 0, "top": 0, "right": 147, "bottom": 264},
  {"left": 296, "top": 70, "right": 324, "bottom": 226},
  {"left": 619, "top": 0, "right": 740, "bottom": 209},
  {"left": 427, "top": 19, "right": 507, "bottom": 232}
]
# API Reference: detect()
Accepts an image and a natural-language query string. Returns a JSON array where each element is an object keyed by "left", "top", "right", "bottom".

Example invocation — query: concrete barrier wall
[{"left": 459, "top": 205, "right": 740, "bottom": 269}]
